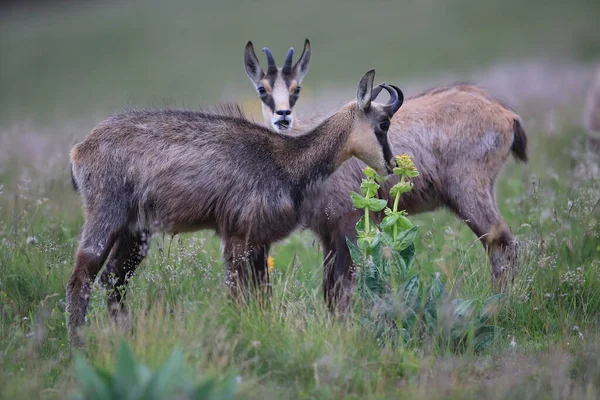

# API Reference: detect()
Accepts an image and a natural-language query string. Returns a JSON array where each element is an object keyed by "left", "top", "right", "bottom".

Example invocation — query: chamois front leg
[
  {"left": 322, "top": 209, "right": 362, "bottom": 313},
  {"left": 222, "top": 236, "right": 271, "bottom": 304}
]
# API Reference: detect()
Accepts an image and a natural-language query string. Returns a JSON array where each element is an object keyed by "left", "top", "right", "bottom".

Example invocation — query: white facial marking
[{"left": 269, "top": 76, "right": 293, "bottom": 132}]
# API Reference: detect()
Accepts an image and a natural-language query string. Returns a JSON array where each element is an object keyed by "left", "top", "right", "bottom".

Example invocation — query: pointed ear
[
  {"left": 293, "top": 38, "right": 311, "bottom": 83},
  {"left": 357, "top": 69, "right": 376, "bottom": 111},
  {"left": 244, "top": 41, "right": 265, "bottom": 85}
]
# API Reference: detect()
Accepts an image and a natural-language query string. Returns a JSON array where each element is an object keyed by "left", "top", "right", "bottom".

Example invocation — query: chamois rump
[
  {"left": 245, "top": 41, "right": 528, "bottom": 310},
  {"left": 66, "top": 69, "right": 403, "bottom": 346}
]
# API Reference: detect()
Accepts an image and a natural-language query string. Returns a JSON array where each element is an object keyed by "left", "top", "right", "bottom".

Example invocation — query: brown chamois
[
  {"left": 245, "top": 42, "right": 528, "bottom": 310},
  {"left": 66, "top": 69, "right": 403, "bottom": 346},
  {"left": 584, "top": 62, "right": 600, "bottom": 154}
]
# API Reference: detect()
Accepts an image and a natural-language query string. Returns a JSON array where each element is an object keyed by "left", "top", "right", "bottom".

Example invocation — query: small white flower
[
  {"left": 509, "top": 336, "right": 517, "bottom": 351},
  {"left": 26, "top": 236, "right": 39, "bottom": 245}
]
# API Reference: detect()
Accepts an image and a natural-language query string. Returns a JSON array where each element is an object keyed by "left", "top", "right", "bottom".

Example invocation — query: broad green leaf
[
  {"left": 393, "top": 167, "right": 407, "bottom": 176},
  {"left": 423, "top": 308, "right": 437, "bottom": 330},
  {"left": 480, "top": 294, "right": 504, "bottom": 323},
  {"left": 474, "top": 326, "right": 503, "bottom": 353},
  {"left": 403, "top": 274, "right": 420, "bottom": 307},
  {"left": 427, "top": 274, "right": 445, "bottom": 304},
  {"left": 364, "top": 261, "right": 386, "bottom": 297},
  {"left": 393, "top": 227, "right": 418, "bottom": 251},
  {"left": 360, "top": 180, "right": 380, "bottom": 196},
  {"left": 114, "top": 341, "right": 139, "bottom": 396},
  {"left": 355, "top": 216, "right": 365, "bottom": 233},
  {"left": 363, "top": 167, "right": 376, "bottom": 178},
  {"left": 396, "top": 215, "right": 414, "bottom": 230},
  {"left": 390, "top": 181, "right": 413, "bottom": 197},
  {"left": 350, "top": 192, "right": 369, "bottom": 209},
  {"left": 380, "top": 214, "right": 399, "bottom": 229},
  {"left": 346, "top": 237, "right": 366, "bottom": 266},
  {"left": 357, "top": 237, "right": 369, "bottom": 252},
  {"left": 367, "top": 198, "right": 388, "bottom": 212},
  {"left": 390, "top": 252, "right": 408, "bottom": 282},
  {"left": 369, "top": 232, "right": 381, "bottom": 249},
  {"left": 378, "top": 230, "right": 394, "bottom": 246},
  {"left": 399, "top": 244, "right": 416, "bottom": 270},
  {"left": 451, "top": 299, "right": 478, "bottom": 324},
  {"left": 406, "top": 170, "right": 420, "bottom": 177},
  {"left": 374, "top": 172, "right": 388, "bottom": 183},
  {"left": 73, "top": 353, "right": 114, "bottom": 400},
  {"left": 370, "top": 238, "right": 384, "bottom": 267},
  {"left": 402, "top": 308, "right": 418, "bottom": 332},
  {"left": 139, "top": 346, "right": 184, "bottom": 400}
]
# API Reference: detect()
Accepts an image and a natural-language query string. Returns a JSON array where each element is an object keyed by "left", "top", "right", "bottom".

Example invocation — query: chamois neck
[{"left": 280, "top": 104, "right": 356, "bottom": 187}]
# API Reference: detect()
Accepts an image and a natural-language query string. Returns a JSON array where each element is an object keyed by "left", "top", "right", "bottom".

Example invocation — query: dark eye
[
  {"left": 257, "top": 87, "right": 267, "bottom": 96},
  {"left": 293, "top": 86, "right": 301, "bottom": 95},
  {"left": 379, "top": 121, "right": 390, "bottom": 131}
]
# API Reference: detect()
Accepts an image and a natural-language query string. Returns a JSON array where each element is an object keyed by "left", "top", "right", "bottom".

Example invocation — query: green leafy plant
[
  {"left": 72, "top": 342, "right": 237, "bottom": 400},
  {"left": 348, "top": 154, "right": 503, "bottom": 352}
]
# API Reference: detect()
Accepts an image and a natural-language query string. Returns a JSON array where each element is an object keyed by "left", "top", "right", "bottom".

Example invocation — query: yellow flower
[
  {"left": 268, "top": 256, "right": 275, "bottom": 273},
  {"left": 395, "top": 154, "right": 415, "bottom": 170},
  {"left": 394, "top": 154, "right": 419, "bottom": 177}
]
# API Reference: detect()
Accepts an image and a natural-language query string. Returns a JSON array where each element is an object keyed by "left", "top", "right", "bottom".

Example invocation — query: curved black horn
[
  {"left": 282, "top": 47, "right": 294, "bottom": 73},
  {"left": 388, "top": 84, "right": 404, "bottom": 113},
  {"left": 262, "top": 47, "right": 277, "bottom": 73},
  {"left": 377, "top": 84, "right": 404, "bottom": 115},
  {"left": 370, "top": 81, "right": 386, "bottom": 101}
]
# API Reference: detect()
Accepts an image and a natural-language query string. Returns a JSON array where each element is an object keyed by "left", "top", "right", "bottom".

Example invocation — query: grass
[
  {"left": 1, "top": 112, "right": 599, "bottom": 398},
  {"left": 1, "top": 0, "right": 600, "bottom": 398}
]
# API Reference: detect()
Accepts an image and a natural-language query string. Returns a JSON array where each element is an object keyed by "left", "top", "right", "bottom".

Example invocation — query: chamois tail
[
  {"left": 511, "top": 119, "right": 528, "bottom": 163},
  {"left": 70, "top": 162, "right": 79, "bottom": 192}
]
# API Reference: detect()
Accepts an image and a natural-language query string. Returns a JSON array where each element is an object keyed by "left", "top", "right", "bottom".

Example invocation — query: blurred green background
[{"left": 1, "top": 0, "right": 599, "bottom": 123}]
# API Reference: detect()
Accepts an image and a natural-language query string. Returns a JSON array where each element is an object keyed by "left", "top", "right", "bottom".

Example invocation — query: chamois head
[
  {"left": 244, "top": 39, "right": 311, "bottom": 132},
  {"left": 346, "top": 69, "right": 404, "bottom": 175}
]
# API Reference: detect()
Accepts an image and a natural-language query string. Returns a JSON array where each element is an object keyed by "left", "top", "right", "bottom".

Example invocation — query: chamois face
[
  {"left": 244, "top": 39, "right": 311, "bottom": 132},
  {"left": 346, "top": 70, "right": 403, "bottom": 176}
]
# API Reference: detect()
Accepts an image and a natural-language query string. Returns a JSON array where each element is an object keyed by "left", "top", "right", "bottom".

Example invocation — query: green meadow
[{"left": 1, "top": 0, "right": 599, "bottom": 398}]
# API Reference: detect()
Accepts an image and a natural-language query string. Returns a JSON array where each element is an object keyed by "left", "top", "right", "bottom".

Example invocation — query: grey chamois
[{"left": 66, "top": 69, "right": 403, "bottom": 346}]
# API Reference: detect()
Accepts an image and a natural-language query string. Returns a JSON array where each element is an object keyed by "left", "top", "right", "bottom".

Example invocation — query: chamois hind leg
[
  {"left": 99, "top": 230, "right": 149, "bottom": 327},
  {"left": 222, "top": 236, "right": 270, "bottom": 304},
  {"left": 66, "top": 217, "right": 122, "bottom": 348},
  {"left": 445, "top": 179, "right": 518, "bottom": 291}
]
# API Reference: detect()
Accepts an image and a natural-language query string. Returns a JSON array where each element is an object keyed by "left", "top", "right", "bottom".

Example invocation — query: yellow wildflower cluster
[
  {"left": 268, "top": 256, "right": 275, "bottom": 273},
  {"left": 394, "top": 154, "right": 419, "bottom": 177}
]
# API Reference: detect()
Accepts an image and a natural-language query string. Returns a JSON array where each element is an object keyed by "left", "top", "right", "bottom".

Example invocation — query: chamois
[
  {"left": 584, "top": 62, "right": 600, "bottom": 154},
  {"left": 244, "top": 39, "right": 310, "bottom": 132},
  {"left": 245, "top": 42, "right": 528, "bottom": 310},
  {"left": 66, "top": 69, "right": 403, "bottom": 346}
]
